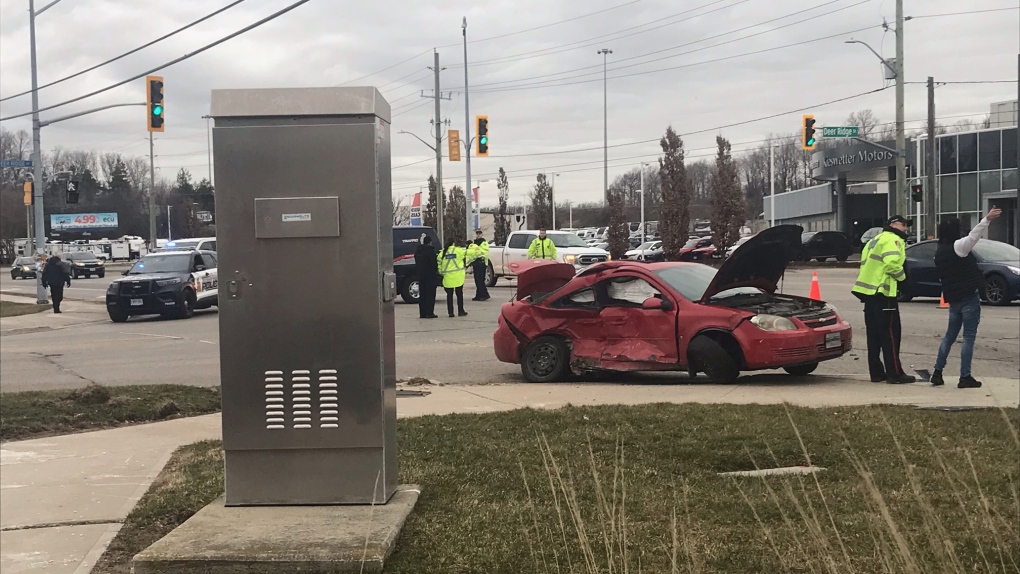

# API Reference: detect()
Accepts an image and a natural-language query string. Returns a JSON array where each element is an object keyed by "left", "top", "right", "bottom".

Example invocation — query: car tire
[
  {"left": 108, "top": 309, "right": 129, "bottom": 323},
  {"left": 400, "top": 277, "right": 420, "bottom": 304},
  {"left": 485, "top": 263, "right": 498, "bottom": 288},
  {"left": 837, "top": 255, "right": 849, "bottom": 262},
  {"left": 175, "top": 289, "right": 196, "bottom": 319},
  {"left": 783, "top": 362, "right": 818, "bottom": 376},
  {"left": 72, "top": 271, "right": 79, "bottom": 279},
  {"left": 11, "top": 271, "right": 17, "bottom": 280},
  {"left": 984, "top": 274, "right": 1009, "bottom": 306},
  {"left": 98, "top": 271, "right": 105, "bottom": 278},
  {"left": 688, "top": 335, "right": 739, "bottom": 384},
  {"left": 521, "top": 336, "right": 570, "bottom": 383}
]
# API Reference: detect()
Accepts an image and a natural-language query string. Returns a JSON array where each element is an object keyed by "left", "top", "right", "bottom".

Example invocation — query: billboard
[{"left": 50, "top": 212, "right": 118, "bottom": 231}]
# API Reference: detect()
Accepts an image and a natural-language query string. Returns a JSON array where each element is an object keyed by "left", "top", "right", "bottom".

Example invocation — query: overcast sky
[{"left": 0, "top": 0, "right": 1016, "bottom": 207}]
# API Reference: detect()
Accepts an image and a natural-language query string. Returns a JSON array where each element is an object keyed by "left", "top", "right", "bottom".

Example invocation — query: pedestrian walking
[
  {"left": 851, "top": 215, "right": 915, "bottom": 384},
  {"left": 41, "top": 254, "right": 71, "bottom": 314},
  {"left": 414, "top": 235, "right": 439, "bottom": 319},
  {"left": 438, "top": 238, "right": 468, "bottom": 318},
  {"left": 468, "top": 229, "right": 490, "bottom": 301},
  {"left": 527, "top": 229, "right": 557, "bottom": 260},
  {"left": 930, "top": 207, "right": 1002, "bottom": 388}
]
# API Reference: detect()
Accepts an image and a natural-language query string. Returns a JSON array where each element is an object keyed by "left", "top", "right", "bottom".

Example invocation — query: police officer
[
  {"left": 438, "top": 238, "right": 468, "bottom": 318},
  {"left": 527, "top": 229, "right": 557, "bottom": 260},
  {"left": 851, "top": 215, "right": 915, "bottom": 384},
  {"left": 467, "top": 229, "right": 490, "bottom": 301},
  {"left": 414, "top": 235, "right": 439, "bottom": 319}
]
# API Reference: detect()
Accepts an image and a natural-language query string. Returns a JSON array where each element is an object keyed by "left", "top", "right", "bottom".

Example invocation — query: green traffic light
[
  {"left": 153, "top": 105, "right": 163, "bottom": 116},
  {"left": 480, "top": 135, "right": 487, "bottom": 145},
  {"left": 807, "top": 137, "right": 815, "bottom": 146}
]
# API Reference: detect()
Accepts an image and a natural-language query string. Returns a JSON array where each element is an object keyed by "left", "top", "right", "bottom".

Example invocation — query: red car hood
[
  {"left": 511, "top": 260, "right": 576, "bottom": 301},
  {"left": 700, "top": 225, "right": 803, "bottom": 300}
]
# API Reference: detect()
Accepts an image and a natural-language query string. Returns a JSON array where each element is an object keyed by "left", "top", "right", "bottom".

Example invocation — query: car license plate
[
  {"left": 825, "top": 333, "right": 841, "bottom": 349},
  {"left": 130, "top": 298, "right": 143, "bottom": 306},
  {"left": 87, "top": 267, "right": 95, "bottom": 271}
]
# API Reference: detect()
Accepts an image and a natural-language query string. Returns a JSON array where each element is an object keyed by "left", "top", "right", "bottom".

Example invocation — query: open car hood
[
  {"left": 511, "top": 260, "right": 576, "bottom": 301},
  {"left": 700, "top": 225, "right": 803, "bottom": 301}
]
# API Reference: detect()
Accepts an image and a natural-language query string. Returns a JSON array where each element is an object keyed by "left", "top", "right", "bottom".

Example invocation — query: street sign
[
  {"left": 822, "top": 126, "right": 859, "bottom": 138},
  {"left": 2, "top": 159, "right": 33, "bottom": 168}
]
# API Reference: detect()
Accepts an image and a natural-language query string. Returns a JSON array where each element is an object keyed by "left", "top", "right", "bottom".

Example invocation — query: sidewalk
[
  {"left": 0, "top": 294, "right": 107, "bottom": 337},
  {"left": 2, "top": 375, "right": 1017, "bottom": 574}
]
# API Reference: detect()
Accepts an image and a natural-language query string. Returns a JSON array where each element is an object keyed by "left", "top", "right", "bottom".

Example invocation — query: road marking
[
  {"left": 118, "top": 332, "right": 183, "bottom": 340},
  {"left": 199, "top": 340, "right": 216, "bottom": 345}
]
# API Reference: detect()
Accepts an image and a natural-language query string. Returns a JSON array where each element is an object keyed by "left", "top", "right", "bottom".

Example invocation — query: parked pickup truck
[{"left": 487, "top": 230, "right": 609, "bottom": 286}]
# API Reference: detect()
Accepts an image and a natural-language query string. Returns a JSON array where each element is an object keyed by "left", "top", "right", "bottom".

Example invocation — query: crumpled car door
[{"left": 598, "top": 276, "right": 678, "bottom": 368}]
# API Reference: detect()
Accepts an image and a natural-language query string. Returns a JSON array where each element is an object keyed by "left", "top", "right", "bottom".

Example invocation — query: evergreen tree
[
  {"left": 710, "top": 136, "right": 744, "bottom": 253},
  {"left": 658, "top": 126, "right": 691, "bottom": 260}
]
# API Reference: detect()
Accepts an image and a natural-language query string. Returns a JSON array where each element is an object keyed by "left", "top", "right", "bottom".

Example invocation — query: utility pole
[
  {"left": 925, "top": 77, "right": 936, "bottom": 241},
  {"left": 29, "top": 0, "right": 48, "bottom": 304},
  {"left": 430, "top": 50, "right": 446, "bottom": 245},
  {"left": 639, "top": 163, "right": 647, "bottom": 243},
  {"left": 551, "top": 172, "right": 559, "bottom": 229},
  {"left": 462, "top": 17, "right": 473, "bottom": 242},
  {"left": 149, "top": 132, "right": 157, "bottom": 250},
  {"left": 894, "top": 0, "right": 907, "bottom": 218},
  {"left": 769, "top": 142, "right": 775, "bottom": 228},
  {"left": 598, "top": 48, "right": 612, "bottom": 203}
]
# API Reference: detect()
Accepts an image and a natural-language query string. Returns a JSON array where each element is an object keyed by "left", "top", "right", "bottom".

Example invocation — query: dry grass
[{"left": 0, "top": 300, "right": 50, "bottom": 317}]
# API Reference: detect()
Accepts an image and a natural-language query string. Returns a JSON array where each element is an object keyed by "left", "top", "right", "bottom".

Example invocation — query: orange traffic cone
[
  {"left": 939, "top": 294, "right": 949, "bottom": 309},
  {"left": 808, "top": 271, "right": 822, "bottom": 301}
]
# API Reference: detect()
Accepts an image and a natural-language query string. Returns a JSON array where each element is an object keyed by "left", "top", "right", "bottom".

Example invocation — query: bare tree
[
  {"left": 846, "top": 109, "right": 881, "bottom": 138},
  {"left": 710, "top": 136, "right": 744, "bottom": 253},
  {"left": 658, "top": 126, "right": 690, "bottom": 260},
  {"left": 392, "top": 195, "right": 410, "bottom": 225}
]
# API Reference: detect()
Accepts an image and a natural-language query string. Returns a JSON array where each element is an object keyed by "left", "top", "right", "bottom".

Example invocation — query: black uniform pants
[
  {"left": 861, "top": 294, "right": 904, "bottom": 379},
  {"left": 418, "top": 278, "right": 436, "bottom": 318},
  {"left": 472, "top": 260, "right": 489, "bottom": 300},
  {"left": 50, "top": 285, "right": 64, "bottom": 313},
  {"left": 445, "top": 286, "right": 465, "bottom": 316}
]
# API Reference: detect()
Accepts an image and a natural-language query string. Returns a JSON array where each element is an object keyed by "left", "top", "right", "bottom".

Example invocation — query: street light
[
  {"left": 639, "top": 162, "right": 649, "bottom": 243},
  {"left": 550, "top": 172, "right": 561, "bottom": 229},
  {"left": 597, "top": 48, "right": 612, "bottom": 203}
]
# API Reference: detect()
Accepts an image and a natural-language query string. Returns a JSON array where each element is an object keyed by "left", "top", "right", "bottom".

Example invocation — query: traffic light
[
  {"left": 65, "top": 180, "right": 79, "bottom": 204},
  {"left": 146, "top": 75, "right": 164, "bottom": 132},
  {"left": 23, "top": 181, "right": 32, "bottom": 206},
  {"left": 911, "top": 183, "right": 923, "bottom": 203},
  {"left": 448, "top": 129, "right": 461, "bottom": 162},
  {"left": 801, "top": 114, "right": 816, "bottom": 150},
  {"left": 475, "top": 115, "right": 489, "bottom": 156}
]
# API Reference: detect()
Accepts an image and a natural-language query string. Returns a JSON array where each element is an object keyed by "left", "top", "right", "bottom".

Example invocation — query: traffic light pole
[
  {"left": 462, "top": 17, "right": 473, "bottom": 241},
  {"left": 432, "top": 51, "right": 445, "bottom": 246},
  {"left": 925, "top": 76, "right": 937, "bottom": 241},
  {"left": 149, "top": 132, "right": 157, "bottom": 251},
  {"left": 894, "top": 0, "right": 907, "bottom": 218},
  {"left": 29, "top": 0, "right": 48, "bottom": 304}
]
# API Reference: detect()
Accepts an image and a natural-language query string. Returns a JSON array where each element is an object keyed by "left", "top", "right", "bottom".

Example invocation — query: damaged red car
[{"left": 494, "top": 225, "right": 852, "bottom": 383}]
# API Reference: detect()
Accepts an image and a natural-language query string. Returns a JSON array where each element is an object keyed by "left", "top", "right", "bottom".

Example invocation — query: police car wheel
[
  {"left": 108, "top": 309, "right": 129, "bottom": 323},
  {"left": 521, "top": 336, "right": 569, "bottom": 383},
  {"left": 10, "top": 271, "right": 16, "bottom": 280},
  {"left": 176, "top": 290, "right": 196, "bottom": 319}
]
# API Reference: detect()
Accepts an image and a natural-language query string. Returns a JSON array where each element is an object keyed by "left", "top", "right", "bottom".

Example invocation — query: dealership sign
[{"left": 50, "top": 212, "right": 118, "bottom": 231}]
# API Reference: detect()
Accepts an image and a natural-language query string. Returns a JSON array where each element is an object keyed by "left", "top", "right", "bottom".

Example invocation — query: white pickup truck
[{"left": 486, "top": 230, "right": 610, "bottom": 286}]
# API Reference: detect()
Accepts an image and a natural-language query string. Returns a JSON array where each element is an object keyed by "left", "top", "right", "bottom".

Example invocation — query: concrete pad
[
  {"left": 131, "top": 485, "right": 421, "bottom": 574},
  {"left": 0, "top": 523, "right": 119, "bottom": 574}
]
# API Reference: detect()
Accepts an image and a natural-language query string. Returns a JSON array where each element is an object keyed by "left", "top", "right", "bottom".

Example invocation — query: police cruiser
[{"left": 106, "top": 250, "right": 218, "bottom": 322}]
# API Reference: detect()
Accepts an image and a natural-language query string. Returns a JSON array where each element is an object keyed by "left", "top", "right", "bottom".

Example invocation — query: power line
[
  {"left": 392, "top": 99, "right": 432, "bottom": 118},
  {"left": 906, "top": 80, "right": 1015, "bottom": 85},
  {"left": 393, "top": 157, "right": 434, "bottom": 169},
  {"left": 0, "top": 0, "right": 315, "bottom": 123},
  {"left": 908, "top": 7, "right": 1019, "bottom": 19},
  {"left": 0, "top": 0, "right": 247, "bottom": 103}
]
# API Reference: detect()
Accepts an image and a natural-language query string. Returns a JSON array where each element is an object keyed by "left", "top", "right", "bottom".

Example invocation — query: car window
[
  {"left": 193, "top": 254, "right": 207, "bottom": 270},
  {"left": 973, "top": 239, "right": 1020, "bottom": 262},
  {"left": 604, "top": 276, "right": 661, "bottom": 307},
  {"left": 15, "top": 257, "right": 34, "bottom": 265},
  {"left": 204, "top": 241, "right": 217, "bottom": 252},
  {"left": 508, "top": 234, "right": 534, "bottom": 249},
  {"left": 550, "top": 234, "right": 588, "bottom": 248},
  {"left": 205, "top": 253, "right": 219, "bottom": 267},
  {"left": 907, "top": 242, "right": 937, "bottom": 259},
  {"left": 68, "top": 252, "right": 96, "bottom": 260},
  {"left": 555, "top": 288, "right": 598, "bottom": 309},
  {"left": 129, "top": 254, "right": 191, "bottom": 274}
]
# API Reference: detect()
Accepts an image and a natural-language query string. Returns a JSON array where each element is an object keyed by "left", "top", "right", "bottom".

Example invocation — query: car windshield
[
  {"left": 15, "top": 257, "right": 34, "bottom": 265},
  {"left": 682, "top": 238, "right": 701, "bottom": 248},
  {"left": 128, "top": 254, "right": 190, "bottom": 274},
  {"left": 654, "top": 265, "right": 761, "bottom": 302},
  {"left": 636, "top": 242, "right": 656, "bottom": 250},
  {"left": 801, "top": 232, "right": 817, "bottom": 242},
  {"left": 68, "top": 252, "right": 97, "bottom": 260},
  {"left": 973, "top": 239, "right": 1020, "bottom": 262},
  {"left": 549, "top": 234, "right": 589, "bottom": 248}
]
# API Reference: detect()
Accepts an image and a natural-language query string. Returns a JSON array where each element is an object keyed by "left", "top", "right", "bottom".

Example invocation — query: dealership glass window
[
  {"left": 940, "top": 175, "right": 958, "bottom": 212},
  {"left": 979, "top": 171, "right": 1001, "bottom": 196},
  {"left": 1003, "top": 129, "right": 1017, "bottom": 169},
  {"left": 1003, "top": 169, "right": 1018, "bottom": 191},
  {"left": 978, "top": 131, "right": 1001, "bottom": 170},
  {"left": 957, "top": 133, "right": 978, "bottom": 173},
  {"left": 959, "top": 213, "right": 978, "bottom": 234},
  {"left": 959, "top": 173, "right": 978, "bottom": 212},
  {"left": 939, "top": 135, "right": 957, "bottom": 174}
]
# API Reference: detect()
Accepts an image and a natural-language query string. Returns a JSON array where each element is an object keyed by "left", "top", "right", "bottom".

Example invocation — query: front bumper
[
  {"left": 736, "top": 320, "right": 853, "bottom": 370},
  {"left": 106, "top": 282, "right": 182, "bottom": 315}
]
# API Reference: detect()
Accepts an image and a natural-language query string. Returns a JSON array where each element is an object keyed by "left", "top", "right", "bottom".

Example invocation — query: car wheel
[
  {"left": 400, "top": 277, "right": 420, "bottom": 304},
  {"left": 176, "top": 289, "right": 196, "bottom": 319},
  {"left": 521, "top": 336, "right": 570, "bottom": 383},
  {"left": 783, "top": 362, "right": 818, "bottom": 376},
  {"left": 896, "top": 286, "right": 913, "bottom": 303},
  {"left": 836, "top": 255, "right": 849, "bottom": 262},
  {"left": 108, "top": 309, "right": 129, "bottom": 323},
  {"left": 485, "top": 263, "right": 498, "bottom": 288},
  {"left": 11, "top": 271, "right": 17, "bottom": 280},
  {"left": 98, "top": 271, "right": 105, "bottom": 278},
  {"left": 815, "top": 257, "right": 827, "bottom": 263},
  {"left": 984, "top": 274, "right": 1009, "bottom": 306},
  {"left": 688, "top": 335, "right": 739, "bottom": 384},
  {"left": 72, "top": 271, "right": 79, "bottom": 279}
]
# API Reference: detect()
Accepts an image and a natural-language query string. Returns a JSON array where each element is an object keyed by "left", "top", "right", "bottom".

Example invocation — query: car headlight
[
  {"left": 823, "top": 303, "right": 839, "bottom": 315},
  {"left": 1008, "top": 266, "right": 1020, "bottom": 276},
  {"left": 156, "top": 278, "right": 181, "bottom": 287},
  {"left": 563, "top": 255, "right": 577, "bottom": 264},
  {"left": 750, "top": 314, "right": 797, "bottom": 331},
  {"left": 74, "top": 262, "right": 84, "bottom": 267},
  {"left": 22, "top": 266, "right": 31, "bottom": 271},
  {"left": 97, "top": 260, "right": 105, "bottom": 266},
  {"left": 107, "top": 283, "right": 118, "bottom": 295}
]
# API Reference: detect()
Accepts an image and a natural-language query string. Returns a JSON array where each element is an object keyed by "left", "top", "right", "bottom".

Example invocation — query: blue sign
[
  {"left": 1, "top": 159, "right": 32, "bottom": 168},
  {"left": 50, "top": 212, "right": 118, "bottom": 231}
]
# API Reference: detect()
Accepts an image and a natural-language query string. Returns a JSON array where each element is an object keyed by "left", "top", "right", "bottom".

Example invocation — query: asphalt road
[{"left": 1, "top": 268, "right": 1017, "bottom": 392}]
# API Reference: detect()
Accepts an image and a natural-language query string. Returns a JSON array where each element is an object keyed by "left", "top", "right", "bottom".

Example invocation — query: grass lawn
[
  {"left": 0, "top": 300, "right": 51, "bottom": 317},
  {"left": 93, "top": 404, "right": 1019, "bottom": 574},
  {"left": 0, "top": 384, "right": 221, "bottom": 441}
]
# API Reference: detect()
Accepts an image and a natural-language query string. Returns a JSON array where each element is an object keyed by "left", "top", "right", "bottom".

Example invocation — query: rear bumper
[
  {"left": 494, "top": 317, "right": 523, "bottom": 364},
  {"left": 736, "top": 320, "right": 853, "bottom": 370}
]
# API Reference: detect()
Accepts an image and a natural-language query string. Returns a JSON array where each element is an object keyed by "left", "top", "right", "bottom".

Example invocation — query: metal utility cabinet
[{"left": 211, "top": 87, "right": 396, "bottom": 506}]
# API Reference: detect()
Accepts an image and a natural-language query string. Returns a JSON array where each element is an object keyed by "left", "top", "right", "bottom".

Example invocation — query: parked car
[
  {"left": 392, "top": 225, "right": 441, "bottom": 304},
  {"left": 725, "top": 236, "right": 753, "bottom": 259},
  {"left": 677, "top": 237, "right": 715, "bottom": 261},
  {"left": 161, "top": 237, "right": 217, "bottom": 253},
  {"left": 898, "top": 239, "right": 1020, "bottom": 306},
  {"left": 800, "top": 231, "right": 852, "bottom": 262},
  {"left": 105, "top": 250, "right": 217, "bottom": 322},
  {"left": 10, "top": 256, "right": 38, "bottom": 280},
  {"left": 861, "top": 226, "right": 916, "bottom": 248},
  {"left": 493, "top": 225, "right": 852, "bottom": 383},
  {"left": 624, "top": 241, "right": 662, "bottom": 261},
  {"left": 66, "top": 251, "right": 106, "bottom": 279},
  {"left": 488, "top": 230, "right": 609, "bottom": 286}
]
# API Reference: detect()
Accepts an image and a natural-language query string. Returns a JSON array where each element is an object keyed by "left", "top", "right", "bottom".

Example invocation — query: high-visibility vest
[
  {"left": 528, "top": 237, "right": 557, "bottom": 260},
  {"left": 438, "top": 247, "right": 467, "bottom": 288},
  {"left": 851, "top": 230, "right": 906, "bottom": 298},
  {"left": 467, "top": 240, "right": 489, "bottom": 265}
]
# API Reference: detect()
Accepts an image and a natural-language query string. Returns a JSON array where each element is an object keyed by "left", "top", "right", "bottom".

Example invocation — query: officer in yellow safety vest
[
  {"left": 438, "top": 238, "right": 469, "bottom": 318},
  {"left": 851, "top": 215, "right": 914, "bottom": 384},
  {"left": 467, "top": 229, "right": 491, "bottom": 302},
  {"left": 527, "top": 229, "right": 558, "bottom": 260}
]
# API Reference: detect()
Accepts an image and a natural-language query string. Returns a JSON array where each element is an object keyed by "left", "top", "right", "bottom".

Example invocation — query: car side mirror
[
  {"left": 195, "top": 265, "right": 206, "bottom": 272},
  {"left": 121, "top": 270, "right": 129, "bottom": 276},
  {"left": 642, "top": 297, "right": 672, "bottom": 311}
]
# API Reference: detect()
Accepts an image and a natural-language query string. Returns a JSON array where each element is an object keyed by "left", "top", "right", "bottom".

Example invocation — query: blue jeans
[{"left": 934, "top": 292, "right": 982, "bottom": 377}]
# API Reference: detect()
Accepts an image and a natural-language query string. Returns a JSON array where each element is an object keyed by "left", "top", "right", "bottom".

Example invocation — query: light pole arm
[
  {"left": 34, "top": 0, "right": 66, "bottom": 16},
  {"left": 398, "top": 130, "right": 437, "bottom": 153},
  {"left": 38, "top": 102, "right": 145, "bottom": 128},
  {"left": 845, "top": 40, "right": 897, "bottom": 78}
]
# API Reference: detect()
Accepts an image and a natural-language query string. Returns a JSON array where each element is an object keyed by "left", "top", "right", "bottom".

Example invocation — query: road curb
[{"left": 1, "top": 290, "right": 105, "bottom": 305}]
